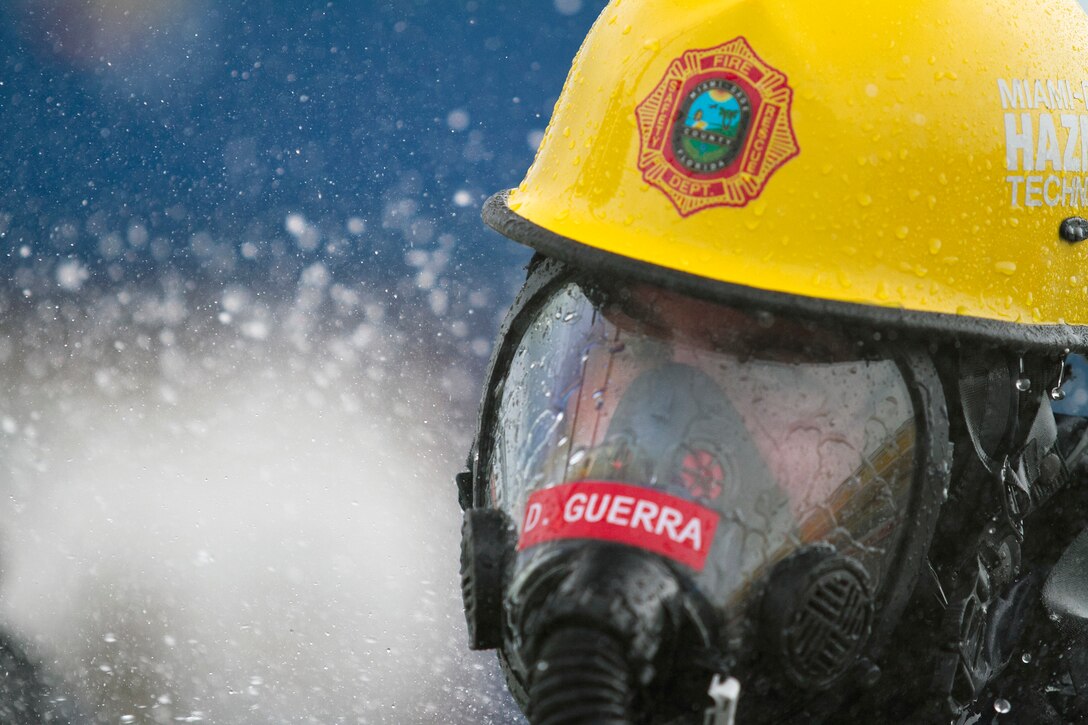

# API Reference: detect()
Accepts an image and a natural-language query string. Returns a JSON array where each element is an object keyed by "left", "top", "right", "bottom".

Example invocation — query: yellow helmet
[{"left": 484, "top": 0, "right": 1088, "bottom": 348}]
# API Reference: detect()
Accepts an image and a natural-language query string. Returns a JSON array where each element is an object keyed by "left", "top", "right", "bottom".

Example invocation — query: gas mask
[
  {"left": 452, "top": 0, "right": 1088, "bottom": 719},
  {"left": 457, "top": 258, "right": 1088, "bottom": 723}
]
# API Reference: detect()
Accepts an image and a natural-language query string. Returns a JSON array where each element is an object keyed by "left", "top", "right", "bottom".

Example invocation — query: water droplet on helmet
[
  {"left": 1015, "top": 377, "right": 1031, "bottom": 392},
  {"left": 994, "top": 698, "right": 1011, "bottom": 714},
  {"left": 1021, "top": 652, "right": 1032, "bottom": 664}
]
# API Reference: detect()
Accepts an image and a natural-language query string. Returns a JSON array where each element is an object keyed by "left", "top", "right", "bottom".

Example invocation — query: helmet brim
[{"left": 484, "top": 190, "right": 1088, "bottom": 352}]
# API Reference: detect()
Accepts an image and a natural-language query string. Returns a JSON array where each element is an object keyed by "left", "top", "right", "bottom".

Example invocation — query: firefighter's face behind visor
[
  {"left": 475, "top": 267, "right": 939, "bottom": 720},
  {"left": 492, "top": 279, "right": 915, "bottom": 596}
]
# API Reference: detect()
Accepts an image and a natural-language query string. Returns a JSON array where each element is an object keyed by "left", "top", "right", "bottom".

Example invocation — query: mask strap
[
  {"left": 1019, "top": 394, "right": 1064, "bottom": 501},
  {"left": 957, "top": 357, "right": 1018, "bottom": 475},
  {"left": 959, "top": 356, "right": 1066, "bottom": 517},
  {"left": 994, "top": 395, "right": 1061, "bottom": 541}
]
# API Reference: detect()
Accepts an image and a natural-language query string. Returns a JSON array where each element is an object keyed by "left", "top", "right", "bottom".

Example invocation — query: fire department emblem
[{"left": 635, "top": 37, "right": 800, "bottom": 216}]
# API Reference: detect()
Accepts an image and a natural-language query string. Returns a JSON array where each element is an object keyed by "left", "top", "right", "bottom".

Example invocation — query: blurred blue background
[
  {"left": 0, "top": 0, "right": 606, "bottom": 342},
  {"left": 0, "top": 1, "right": 606, "bottom": 722}
]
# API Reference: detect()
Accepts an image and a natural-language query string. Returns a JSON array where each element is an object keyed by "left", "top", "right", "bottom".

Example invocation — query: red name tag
[{"left": 517, "top": 481, "right": 720, "bottom": 571}]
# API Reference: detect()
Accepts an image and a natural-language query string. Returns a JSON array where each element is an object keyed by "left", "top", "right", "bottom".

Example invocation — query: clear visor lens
[{"left": 488, "top": 281, "right": 917, "bottom": 605}]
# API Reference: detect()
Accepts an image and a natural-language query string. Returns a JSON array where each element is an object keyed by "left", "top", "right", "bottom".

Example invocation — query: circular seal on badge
[
  {"left": 635, "top": 37, "right": 800, "bottom": 216},
  {"left": 673, "top": 79, "right": 752, "bottom": 174}
]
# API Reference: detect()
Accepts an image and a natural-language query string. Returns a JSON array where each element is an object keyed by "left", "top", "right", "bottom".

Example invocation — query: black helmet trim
[{"left": 483, "top": 190, "right": 1088, "bottom": 352}]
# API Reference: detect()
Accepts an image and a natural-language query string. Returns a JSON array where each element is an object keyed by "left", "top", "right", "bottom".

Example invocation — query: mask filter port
[
  {"left": 460, "top": 507, "right": 515, "bottom": 651},
  {"left": 760, "top": 545, "right": 874, "bottom": 691}
]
